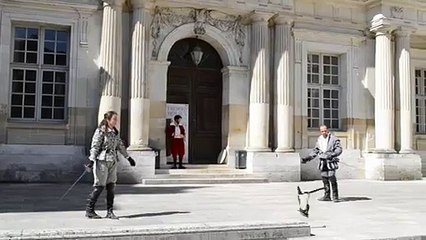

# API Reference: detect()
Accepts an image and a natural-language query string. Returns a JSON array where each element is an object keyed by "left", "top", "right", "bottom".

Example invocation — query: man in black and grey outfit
[{"left": 301, "top": 125, "right": 342, "bottom": 202}]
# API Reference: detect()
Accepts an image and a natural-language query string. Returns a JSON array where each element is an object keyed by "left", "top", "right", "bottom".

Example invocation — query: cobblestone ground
[{"left": 0, "top": 179, "right": 425, "bottom": 239}]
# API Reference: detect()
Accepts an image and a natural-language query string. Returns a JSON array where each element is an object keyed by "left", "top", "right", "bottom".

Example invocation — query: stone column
[
  {"left": 247, "top": 12, "right": 272, "bottom": 151},
  {"left": 371, "top": 18, "right": 395, "bottom": 153},
  {"left": 128, "top": 4, "right": 151, "bottom": 150},
  {"left": 273, "top": 17, "right": 294, "bottom": 152},
  {"left": 395, "top": 29, "right": 414, "bottom": 153},
  {"left": 98, "top": 0, "right": 125, "bottom": 126}
]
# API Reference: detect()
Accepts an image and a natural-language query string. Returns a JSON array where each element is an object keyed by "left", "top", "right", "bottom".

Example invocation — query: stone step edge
[
  {"left": 1, "top": 221, "right": 310, "bottom": 239},
  {"left": 142, "top": 178, "right": 269, "bottom": 184}
]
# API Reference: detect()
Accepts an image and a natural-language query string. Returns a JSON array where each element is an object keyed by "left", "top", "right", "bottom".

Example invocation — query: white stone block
[
  {"left": 365, "top": 153, "right": 422, "bottom": 180},
  {"left": 246, "top": 152, "right": 300, "bottom": 182},
  {"left": 118, "top": 150, "right": 155, "bottom": 183}
]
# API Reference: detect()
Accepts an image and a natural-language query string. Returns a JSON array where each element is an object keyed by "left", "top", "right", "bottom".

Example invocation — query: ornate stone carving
[
  {"left": 150, "top": 6, "right": 246, "bottom": 63},
  {"left": 391, "top": 6, "right": 404, "bottom": 19}
]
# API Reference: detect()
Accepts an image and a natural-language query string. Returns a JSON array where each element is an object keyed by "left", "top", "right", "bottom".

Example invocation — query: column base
[
  {"left": 246, "top": 152, "right": 300, "bottom": 182},
  {"left": 399, "top": 149, "right": 414, "bottom": 154},
  {"left": 117, "top": 150, "right": 156, "bottom": 183},
  {"left": 368, "top": 148, "right": 397, "bottom": 154},
  {"left": 127, "top": 145, "right": 151, "bottom": 151},
  {"left": 275, "top": 147, "right": 295, "bottom": 153},
  {"left": 364, "top": 153, "right": 422, "bottom": 180}
]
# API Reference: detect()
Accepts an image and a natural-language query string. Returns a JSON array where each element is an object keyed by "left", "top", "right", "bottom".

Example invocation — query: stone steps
[
  {"left": 142, "top": 177, "right": 269, "bottom": 185},
  {"left": 0, "top": 221, "right": 311, "bottom": 239}
]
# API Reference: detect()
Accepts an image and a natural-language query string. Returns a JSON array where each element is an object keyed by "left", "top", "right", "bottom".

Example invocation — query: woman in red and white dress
[{"left": 167, "top": 115, "right": 186, "bottom": 169}]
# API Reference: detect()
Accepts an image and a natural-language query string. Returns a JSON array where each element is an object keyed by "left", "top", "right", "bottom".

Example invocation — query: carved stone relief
[
  {"left": 391, "top": 6, "right": 403, "bottom": 19},
  {"left": 150, "top": 6, "right": 246, "bottom": 63}
]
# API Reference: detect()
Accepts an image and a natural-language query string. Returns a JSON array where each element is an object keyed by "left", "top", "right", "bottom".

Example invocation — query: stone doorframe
[{"left": 149, "top": 23, "right": 249, "bottom": 167}]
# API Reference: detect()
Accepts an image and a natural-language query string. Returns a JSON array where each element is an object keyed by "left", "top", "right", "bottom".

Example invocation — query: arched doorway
[{"left": 167, "top": 38, "right": 223, "bottom": 164}]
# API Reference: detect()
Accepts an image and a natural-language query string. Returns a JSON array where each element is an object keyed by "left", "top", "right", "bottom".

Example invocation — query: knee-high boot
[
  {"left": 330, "top": 175, "right": 339, "bottom": 202},
  {"left": 105, "top": 183, "right": 118, "bottom": 219},
  {"left": 85, "top": 186, "right": 104, "bottom": 219},
  {"left": 318, "top": 177, "right": 331, "bottom": 201}
]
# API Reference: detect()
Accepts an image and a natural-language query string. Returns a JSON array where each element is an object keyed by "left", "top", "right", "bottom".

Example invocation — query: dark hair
[
  {"left": 99, "top": 110, "right": 118, "bottom": 134},
  {"left": 174, "top": 115, "right": 182, "bottom": 121}
]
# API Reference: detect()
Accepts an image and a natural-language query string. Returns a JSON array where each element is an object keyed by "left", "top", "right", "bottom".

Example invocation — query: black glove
[
  {"left": 86, "top": 160, "right": 94, "bottom": 168},
  {"left": 127, "top": 156, "right": 136, "bottom": 167},
  {"left": 301, "top": 157, "right": 309, "bottom": 164}
]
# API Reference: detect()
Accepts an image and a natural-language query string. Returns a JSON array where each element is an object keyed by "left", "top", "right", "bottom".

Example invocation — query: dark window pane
[
  {"left": 312, "top": 65, "right": 319, "bottom": 74},
  {"left": 54, "top": 108, "right": 64, "bottom": 119},
  {"left": 55, "top": 72, "right": 66, "bottom": 82},
  {"left": 45, "top": 30, "right": 56, "bottom": 41},
  {"left": 56, "top": 55, "right": 67, "bottom": 65},
  {"left": 324, "top": 120, "right": 331, "bottom": 127},
  {"left": 323, "top": 56, "right": 330, "bottom": 64},
  {"left": 25, "top": 83, "right": 36, "bottom": 93},
  {"left": 42, "top": 96, "right": 53, "bottom": 106},
  {"left": 332, "top": 66, "right": 338, "bottom": 75},
  {"left": 324, "top": 109, "right": 330, "bottom": 118},
  {"left": 14, "top": 40, "right": 25, "bottom": 50},
  {"left": 11, "top": 107, "right": 22, "bottom": 118},
  {"left": 43, "top": 84, "right": 53, "bottom": 94},
  {"left": 43, "top": 71, "right": 54, "bottom": 82},
  {"left": 332, "top": 90, "right": 339, "bottom": 98},
  {"left": 324, "top": 100, "right": 330, "bottom": 108},
  {"left": 27, "top": 28, "right": 38, "bottom": 39},
  {"left": 332, "top": 76, "right": 339, "bottom": 85},
  {"left": 44, "top": 42, "right": 55, "bottom": 53},
  {"left": 27, "top": 40, "right": 38, "bottom": 51},
  {"left": 312, "top": 89, "right": 319, "bottom": 98},
  {"left": 23, "top": 107, "right": 35, "bottom": 118},
  {"left": 332, "top": 100, "right": 339, "bottom": 108},
  {"left": 41, "top": 108, "right": 52, "bottom": 119},
  {"left": 324, "top": 89, "right": 330, "bottom": 98},
  {"left": 312, "top": 109, "right": 319, "bottom": 117},
  {"left": 57, "top": 31, "right": 68, "bottom": 42},
  {"left": 15, "top": 27, "right": 26, "bottom": 39},
  {"left": 332, "top": 110, "right": 339, "bottom": 118},
  {"left": 312, "top": 119, "right": 319, "bottom": 128},
  {"left": 416, "top": 70, "right": 421, "bottom": 77},
  {"left": 26, "top": 53, "right": 37, "bottom": 63},
  {"left": 332, "top": 56, "right": 338, "bottom": 65},
  {"left": 54, "top": 96, "right": 65, "bottom": 107},
  {"left": 24, "top": 95, "right": 35, "bottom": 106},
  {"left": 56, "top": 42, "right": 67, "bottom": 54},
  {"left": 312, "top": 54, "right": 319, "bottom": 63},
  {"left": 12, "top": 82, "right": 23, "bottom": 93},
  {"left": 26, "top": 70, "right": 37, "bottom": 82},
  {"left": 312, "top": 74, "right": 319, "bottom": 84},
  {"left": 13, "top": 69, "right": 24, "bottom": 80},
  {"left": 44, "top": 54, "right": 54, "bottom": 64},
  {"left": 324, "top": 75, "right": 330, "bottom": 84},
  {"left": 307, "top": 74, "right": 311, "bottom": 83},
  {"left": 324, "top": 66, "right": 330, "bottom": 74},
  {"left": 332, "top": 120, "right": 339, "bottom": 128},
  {"left": 14, "top": 52, "right": 25, "bottom": 62},
  {"left": 313, "top": 99, "right": 319, "bottom": 107},
  {"left": 55, "top": 84, "right": 65, "bottom": 95},
  {"left": 11, "top": 94, "right": 23, "bottom": 105}
]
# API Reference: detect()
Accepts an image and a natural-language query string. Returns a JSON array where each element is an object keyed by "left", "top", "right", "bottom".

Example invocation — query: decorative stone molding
[
  {"left": 79, "top": 17, "right": 88, "bottom": 47},
  {"left": 150, "top": 6, "right": 246, "bottom": 63},
  {"left": 391, "top": 6, "right": 404, "bottom": 19}
]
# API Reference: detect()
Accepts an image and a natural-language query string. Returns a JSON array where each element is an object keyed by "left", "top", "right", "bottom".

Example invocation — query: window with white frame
[
  {"left": 415, "top": 68, "right": 426, "bottom": 133},
  {"left": 10, "top": 25, "right": 69, "bottom": 121},
  {"left": 307, "top": 53, "right": 340, "bottom": 129}
]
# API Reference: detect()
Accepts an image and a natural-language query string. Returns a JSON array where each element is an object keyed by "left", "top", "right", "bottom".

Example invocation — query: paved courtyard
[{"left": 0, "top": 179, "right": 426, "bottom": 239}]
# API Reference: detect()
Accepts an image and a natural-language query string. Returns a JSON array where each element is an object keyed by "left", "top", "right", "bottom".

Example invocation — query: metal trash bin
[
  {"left": 235, "top": 150, "right": 247, "bottom": 169},
  {"left": 152, "top": 148, "right": 161, "bottom": 169}
]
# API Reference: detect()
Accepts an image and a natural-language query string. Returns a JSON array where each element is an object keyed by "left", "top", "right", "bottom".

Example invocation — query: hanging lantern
[{"left": 191, "top": 45, "right": 203, "bottom": 66}]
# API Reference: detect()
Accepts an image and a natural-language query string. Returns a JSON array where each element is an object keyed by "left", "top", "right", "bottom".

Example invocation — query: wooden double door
[{"left": 167, "top": 38, "right": 223, "bottom": 164}]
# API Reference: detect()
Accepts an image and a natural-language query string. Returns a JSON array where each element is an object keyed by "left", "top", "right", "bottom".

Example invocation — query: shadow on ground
[
  {"left": 119, "top": 211, "right": 191, "bottom": 219},
  {"left": 337, "top": 196, "right": 372, "bottom": 202},
  {"left": 0, "top": 184, "right": 207, "bottom": 213}
]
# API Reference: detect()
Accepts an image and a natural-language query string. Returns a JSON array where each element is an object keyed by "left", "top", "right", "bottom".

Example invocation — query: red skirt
[{"left": 171, "top": 138, "right": 185, "bottom": 157}]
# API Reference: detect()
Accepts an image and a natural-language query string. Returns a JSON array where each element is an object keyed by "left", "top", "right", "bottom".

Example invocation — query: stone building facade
[{"left": 0, "top": 0, "right": 425, "bottom": 182}]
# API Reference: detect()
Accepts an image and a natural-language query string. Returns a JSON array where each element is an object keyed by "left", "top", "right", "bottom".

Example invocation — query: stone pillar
[
  {"left": 247, "top": 12, "right": 272, "bottom": 151},
  {"left": 371, "top": 19, "right": 395, "bottom": 153},
  {"left": 98, "top": 0, "right": 125, "bottom": 126},
  {"left": 395, "top": 29, "right": 414, "bottom": 153},
  {"left": 128, "top": 4, "right": 151, "bottom": 150},
  {"left": 273, "top": 17, "right": 294, "bottom": 152}
]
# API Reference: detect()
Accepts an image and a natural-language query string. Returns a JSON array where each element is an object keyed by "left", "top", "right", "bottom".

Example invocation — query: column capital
[
  {"left": 130, "top": 0, "right": 155, "bottom": 10},
  {"left": 394, "top": 26, "right": 416, "bottom": 37},
  {"left": 271, "top": 14, "right": 293, "bottom": 25},
  {"left": 103, "top": 0, "right": 126, "bottom": 8},
  {"left": 370, "top": 14, "right": 397, "bottom": 34},
  {"left": 247, "top": 11, "right": 274, "bottom": 24}
]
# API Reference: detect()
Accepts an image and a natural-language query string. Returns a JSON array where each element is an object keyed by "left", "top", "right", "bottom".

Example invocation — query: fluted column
[
  {"left": 128, "top": 3, "right": 151, "bottom": 150},
  {"left": 98, "top": 0, "right": 125, "bottom": 126},
  {"left": 247, "top": 12, "right": 273, "bottom": 151},
  {"left": 371, "top": 17, "right": 396, "bottom": 153},
  {"left": 396, "top": 29, "right": 414, "bottom": 153},
  {"left": 274, "top": 17, "right": 294, "bottom": 152}
]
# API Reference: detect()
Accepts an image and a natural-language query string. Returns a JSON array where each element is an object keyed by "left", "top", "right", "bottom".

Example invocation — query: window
[
  {"left": 415, "top": 69, "right": 426, "bottom": 133},
  {"left": 307, "top": 53, "right": 340, "bottom": 129},
  {"left": 10, "top": 26, "right": 69, "bottom": 120}
]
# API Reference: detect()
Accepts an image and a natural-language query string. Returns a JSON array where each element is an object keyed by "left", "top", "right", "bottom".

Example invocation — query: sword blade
[{"left": 59, "top": 169, "right": 87, "bottom": 201}]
